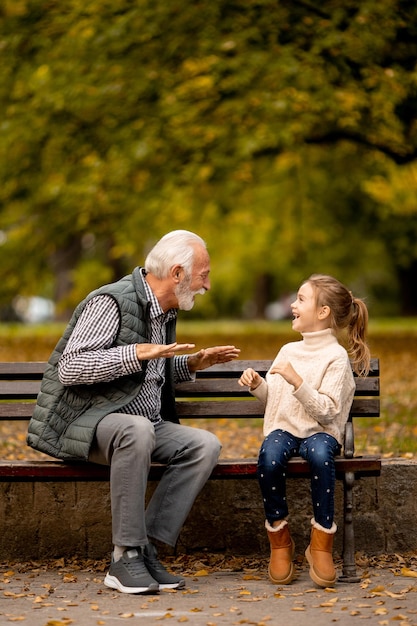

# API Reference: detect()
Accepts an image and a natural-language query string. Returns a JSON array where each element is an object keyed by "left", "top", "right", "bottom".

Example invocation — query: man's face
[{"left": 175, "top": 247, "right": 211, "bottom": 311}]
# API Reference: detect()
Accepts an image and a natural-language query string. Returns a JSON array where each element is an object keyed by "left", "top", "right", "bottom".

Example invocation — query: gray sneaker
[
  {"left": 104, "top": 548, "right": 159, "bottom": 594},
  {"left": 143, "top": 543, "right": 186, "bottom": 589}
]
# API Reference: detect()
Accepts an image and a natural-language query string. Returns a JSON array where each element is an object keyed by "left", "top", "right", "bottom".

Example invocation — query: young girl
[{"left": 239, "top": 274, "right": 370, "bottom": 588}]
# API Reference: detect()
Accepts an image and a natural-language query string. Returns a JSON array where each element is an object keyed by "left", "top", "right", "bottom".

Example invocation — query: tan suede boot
[
  {"left": 265, "top": 520, "right": 295, "bottom": 585},
  {"left": 305, "top": 518, "right": 337, "bottom": 587}
]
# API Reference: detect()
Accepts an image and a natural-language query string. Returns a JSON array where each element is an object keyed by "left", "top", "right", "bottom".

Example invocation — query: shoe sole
[
  {"left": 158, "top": 579, "right": 186, "bottom": 590},
  {"left": 104, "top": 573, "right": 159, "bottom": 594}
]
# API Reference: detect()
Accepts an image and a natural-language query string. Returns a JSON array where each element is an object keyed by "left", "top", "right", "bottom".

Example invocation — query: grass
[{"left": 0, "top": 318, "right": 416, "bottom": 459}]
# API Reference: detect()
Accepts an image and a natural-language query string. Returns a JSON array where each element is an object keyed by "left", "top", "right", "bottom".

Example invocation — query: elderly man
[{"left": 27, "top": 230, "right": 240, "bottom": 594}]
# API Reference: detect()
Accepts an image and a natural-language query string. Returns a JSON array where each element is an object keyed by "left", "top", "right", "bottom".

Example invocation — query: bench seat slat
[{"left": 0, "top": 456, "right": 381, "bottom": 482}]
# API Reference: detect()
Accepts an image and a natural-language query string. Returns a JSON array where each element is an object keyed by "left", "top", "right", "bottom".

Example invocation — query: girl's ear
[{"left": 318, "top": 305, "right": 331, "bottom": 320}]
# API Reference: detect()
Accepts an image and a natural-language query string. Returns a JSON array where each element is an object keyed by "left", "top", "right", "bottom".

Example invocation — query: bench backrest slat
[
  {"left": 0, "top": 362, "right": 46, "bottom": 378},
  {"left": 0, "top": 358, "right": 381, "bottom": 378},
  {"left": 3, "top": 378, "right": 378, "bottom": 399},
  {"left": 175, "top": 398, "right": 380, "bottom": 419},
  {"left": 0, "top": 359, "right": 380, "bottom": 421},
  {"left": 0, "top": 403, "right": 36, "bottom": 419},
  {"left": 176, "top": 375, "right": 379, "bottom": 397},
  {"left": 176, "top": 399, "right": 265, "bottom": 419},
  {"left": 0, "top": 381, "right": 42, "bottom": 399},
  {"left": 199, "top": 358, "right": 380, "bottom": 376}
]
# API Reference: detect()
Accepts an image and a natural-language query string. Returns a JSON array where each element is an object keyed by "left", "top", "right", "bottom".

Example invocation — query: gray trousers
[{"left": 88, "top": 413, "right": 221, "bottom": 548}]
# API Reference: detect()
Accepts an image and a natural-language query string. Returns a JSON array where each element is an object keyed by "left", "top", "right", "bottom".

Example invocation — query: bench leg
[{"left": 339, "top": 471, "right": 361, "bottom": 583}]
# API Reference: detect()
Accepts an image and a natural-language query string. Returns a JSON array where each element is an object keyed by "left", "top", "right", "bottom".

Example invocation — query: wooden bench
[{"left": 0, "top": 359, "right": 381, "bottom": 582}]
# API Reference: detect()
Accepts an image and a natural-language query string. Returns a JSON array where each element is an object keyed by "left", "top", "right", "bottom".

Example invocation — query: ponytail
[
  {"left": 307, "top": 274, "right": 371, "bottom": 376},
  {"left": 348, "top": 297, "right": 371, "bottom": 376}
]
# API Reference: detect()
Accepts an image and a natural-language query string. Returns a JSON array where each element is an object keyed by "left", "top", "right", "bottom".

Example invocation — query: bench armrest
[{"left": 344, "top": 420, "right": 354, "bottom": 458}]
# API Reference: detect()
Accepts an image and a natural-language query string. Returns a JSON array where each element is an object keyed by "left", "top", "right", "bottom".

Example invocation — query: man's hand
[
  {"left": 136, "top": 342, "right": 196, "bottom": 361},
  {"left": 187, "top": 345, "right": 240, "bottom": 372}
]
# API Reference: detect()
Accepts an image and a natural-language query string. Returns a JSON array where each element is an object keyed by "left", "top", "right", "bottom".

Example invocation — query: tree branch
[
  {"left": 305, "top": 131, "right": 417, "bottom": 165},
  {"left": 252, "top": 131, "right": 417, "bottom": 165}
]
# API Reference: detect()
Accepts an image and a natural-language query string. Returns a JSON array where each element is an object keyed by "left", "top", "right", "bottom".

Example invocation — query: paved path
[{"left": 1, "top": 560, "right": 417, "bottom": 625}]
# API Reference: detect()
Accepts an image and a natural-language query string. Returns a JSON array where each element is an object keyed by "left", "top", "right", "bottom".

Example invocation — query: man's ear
[{"left": 171, "top": 264, "right": 183, "bottom": 283}]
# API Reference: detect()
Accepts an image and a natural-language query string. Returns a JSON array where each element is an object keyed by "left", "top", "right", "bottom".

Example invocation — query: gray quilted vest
[{"left": 27, "top": 267, "right": 177, "bottom": 461}]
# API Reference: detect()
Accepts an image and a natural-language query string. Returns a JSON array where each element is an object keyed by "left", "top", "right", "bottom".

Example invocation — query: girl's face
[{"left": 291, "top": 282, "right": 330, "bottom": 333}]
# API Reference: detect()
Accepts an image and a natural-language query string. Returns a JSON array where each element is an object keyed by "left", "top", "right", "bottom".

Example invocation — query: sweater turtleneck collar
[{"left": 301, "top": 327, "right": 337, "bottom": 349}]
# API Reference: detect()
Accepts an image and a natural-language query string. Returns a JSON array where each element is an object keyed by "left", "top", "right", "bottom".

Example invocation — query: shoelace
[
  {"left": 145, "top": 552, "right": 166, "bottom": 572},
  {"left": 124, "top": 553, "right": 149, "bottom": 575}
]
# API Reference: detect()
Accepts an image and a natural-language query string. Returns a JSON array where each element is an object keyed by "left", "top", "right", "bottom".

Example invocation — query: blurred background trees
[{"left": 1, "top": 0, "right": 417, "bottom": 320}]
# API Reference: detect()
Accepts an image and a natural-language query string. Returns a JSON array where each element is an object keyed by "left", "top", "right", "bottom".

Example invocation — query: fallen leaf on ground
[
  {"left": 400, "top": 567, "right": 417, "bottom": 578},
  {"left": 193, "top": 569, "right": 209, "bottom": 577}
]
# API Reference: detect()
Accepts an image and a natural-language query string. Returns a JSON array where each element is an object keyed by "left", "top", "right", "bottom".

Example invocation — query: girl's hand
[
  {"left": 270, "top": 361, "right": 303, "bottom": 390},
  {"left": 238, "top": 368, "right": 262, "bottom": 390}
]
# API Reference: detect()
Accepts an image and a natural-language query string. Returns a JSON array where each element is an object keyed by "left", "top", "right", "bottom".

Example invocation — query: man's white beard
[{"left": 175, "top": 279, "right": 205, "bottom": 311}]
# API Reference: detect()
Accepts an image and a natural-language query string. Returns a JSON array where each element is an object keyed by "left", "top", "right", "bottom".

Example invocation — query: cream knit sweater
[{"left": 251, "top": 328, "right": 356, "bottom": 446}]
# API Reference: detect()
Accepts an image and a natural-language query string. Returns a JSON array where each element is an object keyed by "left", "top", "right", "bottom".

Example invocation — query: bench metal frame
[{"left": 0, "top": 359, "right": 381, "bottom": 582}]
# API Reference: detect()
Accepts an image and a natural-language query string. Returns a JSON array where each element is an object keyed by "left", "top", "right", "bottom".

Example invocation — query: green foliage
[{"left": 0, "top": 0, "right": 417, "bottom": 316}]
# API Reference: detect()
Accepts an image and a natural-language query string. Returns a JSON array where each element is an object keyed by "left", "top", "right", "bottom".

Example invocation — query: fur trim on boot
[
  {"left": 265, "top": 520, "right": 295, "bottom": 585},
  {"left": 305, "top": 518, "right": 337, "bottom": 587}
]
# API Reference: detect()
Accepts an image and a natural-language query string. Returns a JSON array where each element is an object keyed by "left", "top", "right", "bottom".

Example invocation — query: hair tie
[{"left": 349, "top": 291, "right": 354, "bottom": 305}]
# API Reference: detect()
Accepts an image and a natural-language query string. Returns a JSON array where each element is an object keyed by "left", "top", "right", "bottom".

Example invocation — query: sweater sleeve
[
  {"left": 292, "top": 357, "right": 355, "bottom": 426},
  {"left": 249, "top": 346, "right": 289, "bottom": 406},
  {"left": 250, "top": 377, "right": 268, "bottom": 406}
]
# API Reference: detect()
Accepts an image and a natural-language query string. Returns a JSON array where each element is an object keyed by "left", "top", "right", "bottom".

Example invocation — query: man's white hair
[{"left": 144, "top": 230, "right": 207, "bottom": 279}]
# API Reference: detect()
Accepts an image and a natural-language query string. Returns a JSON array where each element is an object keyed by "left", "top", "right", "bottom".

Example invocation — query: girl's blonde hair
[{"left": 305, "top": 274, "right": 371, "bottom": 376}]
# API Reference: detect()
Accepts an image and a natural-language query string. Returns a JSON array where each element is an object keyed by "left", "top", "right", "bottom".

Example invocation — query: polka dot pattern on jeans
[{"left": 257, "top": 429, "right": 341, "bottom": 528}]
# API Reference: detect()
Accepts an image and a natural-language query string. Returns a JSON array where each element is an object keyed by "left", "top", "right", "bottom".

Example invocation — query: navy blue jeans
[{"left": 258, "top": 429, "right": 341, "bottom": 529}]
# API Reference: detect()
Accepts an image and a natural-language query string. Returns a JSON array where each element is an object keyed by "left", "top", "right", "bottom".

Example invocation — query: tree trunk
[
  {"left": 397, "top": 261, "right": 417, "bottom": 315},
  {"left": 253, "top": 273, "right": 275, "bottom": 319},
  {"left": 49, "top": 239, "right": 83, "bottom": 321}
]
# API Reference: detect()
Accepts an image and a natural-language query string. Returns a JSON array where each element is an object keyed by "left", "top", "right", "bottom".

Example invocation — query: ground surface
[{"left": 1, "top": 553, "right": 417, "bottom": 626}]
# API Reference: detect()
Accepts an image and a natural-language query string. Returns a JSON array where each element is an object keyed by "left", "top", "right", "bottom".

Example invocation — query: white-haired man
[{"left": 28, "top": 230, "right": 240, "bottom": 594}]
